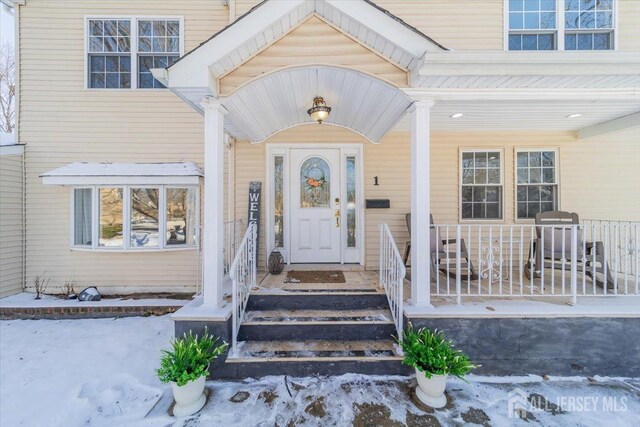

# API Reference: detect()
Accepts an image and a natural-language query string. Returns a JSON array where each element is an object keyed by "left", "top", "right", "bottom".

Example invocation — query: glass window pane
[
  {"left": 104, "top": 36, "right": 117, "bottom": 52},
  {"left": 118, "top": 21, "right": 130, "bottom": 37},
  {"left": 524, "top": 12, "right": 540, "bottom": 29},
  {"left": 138, "top": 20, "right": 152, "bottom": 36},
  {"left": 462, "top": 152, "right": 474, "bottom": 168},
  {"left": 580, "top": 11, "right": 595, "bottom": 28},
  {"left": 139, "top": 36, "right": 152, "bottom": 52},
  {"left": 486, "top": 186, "right": 500, "bottom": 202},
  {"left": 597, "top": 0, "right": 612, "bottom": 10},
  {"left": 594, "top": 32, "right": 610, "bottom": 49},
  {"left": 300, "top": 157, "right": 330, "bottom": 208},
  {"left": 91, "top": 72, "right": 105, "bottom": 88},
  {"left": 153, "top": 20, "right": 167, "bottom": 36},
  {"left": 167, "top": 21, "right": 180, "bottom": 37},
  {"left": 461, "top": 186, "right": 472, "bottom": 202},
  {"left": 473, "top": 187, "right": 486, "bottom": 202},
  {"left": 346, "top": 156, "right": 357, "bottom": 248},
  {"left": 540, "top": 12, "right": 556, "bottom": 29},
  {"left": 565, "top": 33, "right": 577, "bottom": 49},
  {"left": 488, "top": 168, "right": 500, "bottom": 184},
  {"left": 542, "top": 151, "right": 555, "bottom": 166},
  {"left": 510, "top": 0, "right": 524, "bottom": 11},
  {"left": 488, "top": 152, "right": 500, "bottom": 168},
  {"left": 565, "top": 11, "right": 579, "bottom": 29},
  {"left": 517, "top": 152, "right": 529, "bottom": 167},
  {"left": 581, "top": 0, "right": 596, "bottom": 10},
  {"left": 540, "top": 185, "right": 556, "bottom": 201},
  {"left": 522, "top": 34, "right": 538, "bottom": 50},
  {"left": 90, "top": 20, "right": 103, "bottom": 36},
  {"left": 518, "top": 202, "right": 528, "bottom": 219},
  {"left": 528, "top": 186, "right": 541, "bottom": 201},
  {"left": 89, "top": 37, "right": 103, "bottom": 52},
  {"left": 105, "top": 72, "right": 119, "bottom": 88},
  {"left": 596, "top": 11, "right": 612, "bottom": 28},
  {"left": 474, "top": 152, "right": 487, "bottom": 167},
  {"left": 274, "top": 156, "right": 284, "bottom": 248},
  {"left": 530, "top": 151, "right": 541, "bottom": 167},
  {"left": 530, "top": 168, "right": 542, "bottom": 183},
  {"left": 538, "top": 34, "right": 554, "bottom": 50},
  {"left": 74, "top": 189, "right": 92, "bottom": 246},
  {"left": 166, "top": 188, "right": 196, "bottom": 246},
  {"left": 153, "top": 37, "right": 166, "bottom": 52},
  {"left": 566, "top": 0, "right": 580, "bottom": 11},
  {"left": 543, "top": 168, "right": 555, "bottom": 183},
  {"left": 517, "top": 186, "right": 527, "bottom": 202},
  {"left": 99, "top": 188, "right": 123, "bottom": 247},
  {"left": 130, "top": 188, "right": 160, "bottom": 247},
  {"left": 517, "top": 168, "right": 528, "bottom": 184},
  {"left": 104, "top": 20, "right": 118, "bottom": 36},
  {"left": 486, "top": 203, "right": 500, "bottom": 219},
  {"left": 510, "top": 13, "right": 524, "bottom": 29},
  {"left": 578, "top": 33, "right": 594, "bottom": 49},
  {"left": 524, "top": 0, "right": 539, "bottom": 11},
  {"left": 509, "top": 34, "right": 522, "bottom": 50},
  {"left": 462, "top": 202, "right": 473, "bottom": 219},
  {"left": 540, "top": 0, "right": 555, "bottom": 11},
  {"left": 474, "top": 169, "right": 487, "bottom": 184},
  {"left": 90, "top": 55, "right": 105, "bottom": 72}
]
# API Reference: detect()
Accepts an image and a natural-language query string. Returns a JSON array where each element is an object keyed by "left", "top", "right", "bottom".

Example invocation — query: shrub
[
  {"left": 157, "top": 329, "right": 228, "bottom": 386},
  {"left": 397, "top": 325, "right": 476, "bottom": 379}
]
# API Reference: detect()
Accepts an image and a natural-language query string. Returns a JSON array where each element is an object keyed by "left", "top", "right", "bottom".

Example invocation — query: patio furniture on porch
[
  {"left": 403, "top": 213, "right": 478, "bottom": 281},
  {"left": 525, "top": 211, "right": 615, "bottom": 289}
]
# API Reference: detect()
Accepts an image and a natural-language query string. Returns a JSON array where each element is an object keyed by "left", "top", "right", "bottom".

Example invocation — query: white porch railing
[
  {"left": 230, "top": 222, "right": 257, "bottom": 356},
  {"left": 379, "top": 223, "right": 405, "bottom": 340},
  {"left": 425, "top": 221, "right": 639, "bottom": 304},
  {"left": 224, "top": 219, "right": 243, "bottom": 276}
]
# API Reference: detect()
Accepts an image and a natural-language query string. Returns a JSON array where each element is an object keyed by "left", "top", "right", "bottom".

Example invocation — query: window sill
[{"left": 70, "top": 246, "right": 198, "bottom": 253}]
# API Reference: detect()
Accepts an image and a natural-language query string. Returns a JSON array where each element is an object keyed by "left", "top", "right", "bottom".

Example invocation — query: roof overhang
[
  {"left": 153, "top": 0, "right": 445, "bottom": 110},
  {"left": 411, "top": 50, "right": 640, "bottom": 89},
  {"left": 41, "top": 162, "right": 203, "bottom": 185}
]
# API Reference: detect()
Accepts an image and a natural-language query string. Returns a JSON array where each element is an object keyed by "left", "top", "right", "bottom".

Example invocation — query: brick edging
[{"left": 0, "top": 305, "right": 183, "bottom": 320}]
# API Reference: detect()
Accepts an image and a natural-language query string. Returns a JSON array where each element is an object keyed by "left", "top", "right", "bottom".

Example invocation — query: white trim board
[{"left": 577, "top": 112, "right": 640, "bottom": 140}]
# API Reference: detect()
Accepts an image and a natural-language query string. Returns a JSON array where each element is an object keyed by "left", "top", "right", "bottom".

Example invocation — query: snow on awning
[{"left": 41, "top": 162, "right": 203, "bottom": 185}]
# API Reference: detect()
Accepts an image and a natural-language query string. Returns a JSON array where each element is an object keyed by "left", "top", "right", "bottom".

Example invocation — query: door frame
[{"left": 265, "top": 143, "right": 365, "bottom": 265}]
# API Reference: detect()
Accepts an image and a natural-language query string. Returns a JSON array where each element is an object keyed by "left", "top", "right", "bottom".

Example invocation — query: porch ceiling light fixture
[
  {"left": 308, "top": 97, "right": 331, "bottom": 124},
  {"left": 566, "top": 113, "right": 583, "bottom": 118},
  {"left": 450, "top": 113, "right": 464, "bottom": 119}
]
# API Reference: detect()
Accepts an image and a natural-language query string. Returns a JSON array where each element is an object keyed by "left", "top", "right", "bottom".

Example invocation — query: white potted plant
[
  {"left": 398, "top": 325, "right": 476, "bottom": 409},
  {"left": 157, "top": 329, "right": 227, "bottom": 417}
]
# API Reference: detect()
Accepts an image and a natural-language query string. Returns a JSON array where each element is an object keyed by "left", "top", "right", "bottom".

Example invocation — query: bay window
[{"left": 72, "top": 185, "right": 198, "bottom": 250}]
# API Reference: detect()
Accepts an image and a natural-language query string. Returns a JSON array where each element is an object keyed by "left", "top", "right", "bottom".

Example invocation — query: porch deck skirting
[{"left": 403, "top": 315, "right": 640, "bottom": 377}]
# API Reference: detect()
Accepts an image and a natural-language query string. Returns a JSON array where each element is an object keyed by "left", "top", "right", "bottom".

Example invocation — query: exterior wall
[
  {"left": 18, "top": 0, "right": 230, "bottom": 293},
  {"left": 233, "top": 126, "right": 640, "bottom": 270},
  {"left": 219, "top": 15, "right": 407, "bottom": 95},
  {"left": 235, "top": 0, "right": 640, "bottom": 52},
  {"left": 0, "top": 152, "right": 25, "bottom": 297}
]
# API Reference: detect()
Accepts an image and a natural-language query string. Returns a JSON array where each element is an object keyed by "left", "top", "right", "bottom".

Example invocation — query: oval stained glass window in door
[{"left": 300, "top": 157, "right": 330, "bottom": 208}]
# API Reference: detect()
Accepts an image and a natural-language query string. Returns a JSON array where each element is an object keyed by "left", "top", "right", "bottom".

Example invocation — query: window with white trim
[
  {"left": 460, "top": 150, "right": 503, "bottom": 220},
  {"left": 564, "top": 0, "right": 614, "bottom": 50},
  {"left": 508, "top": 0, "right": 557, "bottom": 50},
  {"left": 72, "top": 186, "right": 197, "bottom": 250},
  {"left": 87, "top": 17, "right": 181, "bottom": 89},
  {"left": 507, "top": 0, "right": 615, "bottom": 50},
  {"left": 516, "top": 149, "right": 559, "bottom": 219}
]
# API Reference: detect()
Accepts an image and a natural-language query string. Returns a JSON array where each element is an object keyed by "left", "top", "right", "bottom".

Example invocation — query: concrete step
[
  {"left": 246, "top": 292, "right": 389, "bottom": 311},
  {"left": 213, "top": 340, "right": 409, "bottom": 378},
  {"left": 238, "top": 309, "right": 396, "bottom": 341}
]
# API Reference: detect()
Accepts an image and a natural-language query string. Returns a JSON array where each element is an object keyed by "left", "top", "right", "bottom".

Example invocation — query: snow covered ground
[{"left": 1, "top": 315, "right": 639, "bottom": 427}]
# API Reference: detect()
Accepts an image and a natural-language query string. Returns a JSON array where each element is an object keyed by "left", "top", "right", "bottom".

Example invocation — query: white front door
[{"left": 290, "top": 148, "right": 341, "bottom": 263}]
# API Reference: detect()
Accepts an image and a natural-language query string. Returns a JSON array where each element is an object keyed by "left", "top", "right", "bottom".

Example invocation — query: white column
[
  {"left": 410, "top": 100, "right": 435, "bottom": 307},
  {"left": 201, "top": 97, "right": 227, "bottom": 307}
]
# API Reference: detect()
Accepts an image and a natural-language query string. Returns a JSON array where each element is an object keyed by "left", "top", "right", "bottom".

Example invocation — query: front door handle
[{"left": 335, "top": 209, "right": 340, "bottom": 228}]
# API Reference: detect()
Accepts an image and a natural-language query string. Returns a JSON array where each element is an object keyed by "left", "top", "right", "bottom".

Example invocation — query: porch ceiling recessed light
[
  {"left": 566, "top": 113, "right": 583, "bottom": 118},
  {"left": 307, "top": 97, "right": 331, "bottom": 124},
  {"left": 450, "top": 113, "right": 464, "bottom": 119}
]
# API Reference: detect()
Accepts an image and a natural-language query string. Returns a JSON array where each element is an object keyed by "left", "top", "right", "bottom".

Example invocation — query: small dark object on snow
[
  {"left": 268, "top": 250, "right": 285, "bottom": 274},
  {"left": 78, "top": 287, "right": 101, "bottom": 301}
]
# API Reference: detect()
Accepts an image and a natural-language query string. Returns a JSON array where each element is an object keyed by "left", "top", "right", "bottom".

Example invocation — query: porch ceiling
[
  {"left": 222, "top": 66, "right": 412, "bottom": 143},
  {"left": 392, "top": 99, "right": 640, "bottom": 133}
]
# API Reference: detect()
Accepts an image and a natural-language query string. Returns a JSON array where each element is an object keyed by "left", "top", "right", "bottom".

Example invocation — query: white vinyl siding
[{"left": 0, "top": 153, "right": 24, "bottom": 297}]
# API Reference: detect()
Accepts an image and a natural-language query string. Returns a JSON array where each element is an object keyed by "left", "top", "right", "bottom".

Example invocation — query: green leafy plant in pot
[
  {"left": 157, "top": 329, "right": 228, "bottom": 417},
  {"left": 397, "top": 325, "right": 476, "bottom": 408}
]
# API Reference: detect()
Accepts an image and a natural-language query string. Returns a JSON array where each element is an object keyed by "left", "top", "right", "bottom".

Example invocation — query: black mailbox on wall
[{"left": 366, "top": 199, "right": 390, "bottom": 209}]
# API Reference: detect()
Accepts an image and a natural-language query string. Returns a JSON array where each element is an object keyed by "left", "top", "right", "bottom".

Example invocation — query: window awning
[{"left": 41, "top": 162, "right": 203, "bottom": 185}]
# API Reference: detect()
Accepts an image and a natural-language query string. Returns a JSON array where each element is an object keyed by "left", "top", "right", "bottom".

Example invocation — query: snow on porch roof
[{"left": 41, "top": 162, "right": 203, "bottom": 185}]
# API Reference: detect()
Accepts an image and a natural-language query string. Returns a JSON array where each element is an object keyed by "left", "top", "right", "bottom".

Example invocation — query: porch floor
[{"left": 255, "top": 269, "right": 383, "bottom": 294}]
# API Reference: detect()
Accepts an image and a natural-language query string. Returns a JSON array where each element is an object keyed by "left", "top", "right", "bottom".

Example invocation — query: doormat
[{"left": 284, "top": 271, "right": 346, "bottom": 283}]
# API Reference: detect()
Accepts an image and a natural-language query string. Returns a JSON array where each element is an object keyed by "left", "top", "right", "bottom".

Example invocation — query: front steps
[{"left": 213, "top": 281, "right": 408, "bottom": 378}]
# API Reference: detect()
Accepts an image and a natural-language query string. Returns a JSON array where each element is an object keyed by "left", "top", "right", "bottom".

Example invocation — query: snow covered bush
[
  {"left": 157, "top": 329, "right": 227, "bottom": 386},
  {"left": 397, "top": 325, "right": 476, "bottom": 379}
]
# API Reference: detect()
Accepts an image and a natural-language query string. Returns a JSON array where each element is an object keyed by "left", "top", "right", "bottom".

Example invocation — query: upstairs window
[
  {"left": 86, "top": 17, "right": 182, "bottom": 89},
  {"left": 507, "top": 0, "right": 615, "bottom": 50},
  {"left": 565, "top": 0, "right": 614, "bottom": 50},
  {"left": 508, "top": 0, "right": 557, "bottom": 50}
]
